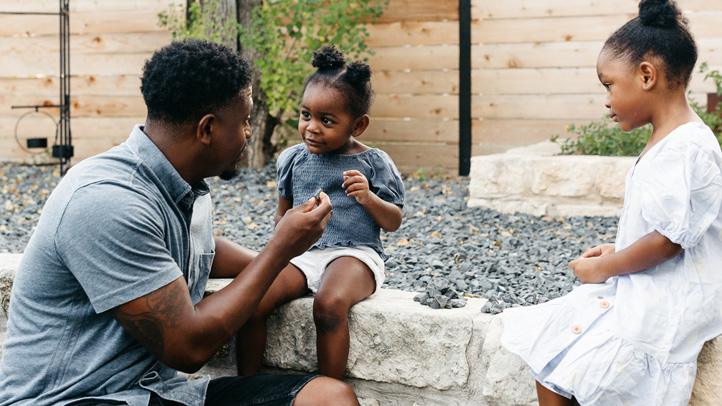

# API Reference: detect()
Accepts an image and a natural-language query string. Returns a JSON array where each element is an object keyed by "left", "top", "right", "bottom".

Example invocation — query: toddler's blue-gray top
[
  {"left": 276, "top": 144, "right": 405, "bottom": 260},
  {"left": 0, "top": 125, "right": 214, "bottom": 406}
]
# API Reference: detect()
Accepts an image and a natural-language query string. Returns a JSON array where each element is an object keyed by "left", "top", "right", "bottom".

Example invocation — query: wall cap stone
[{"left": 2, "top": 254, "right": 722, "bottom": 405}]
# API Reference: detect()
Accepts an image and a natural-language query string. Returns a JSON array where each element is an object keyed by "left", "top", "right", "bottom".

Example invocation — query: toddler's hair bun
[
  {"left": 345, "top": 61, "right": 372, "bottom": 85},
  {"left": 312, "top": 45, "right": 346, "bottom": 71},
  {"left": 638, "top": 0, "right": 681, "bottom": 29}
]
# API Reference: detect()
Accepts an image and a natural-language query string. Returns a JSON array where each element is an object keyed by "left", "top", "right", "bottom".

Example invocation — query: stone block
[
  {"left": 551, "top": 203, "right": 624, "bottom": 218},
  {"left": 264, "top": 289, "right": 486, "bottom": 391},
  {"left": 469, "top": 156, "right": 527, "bottom": 197},
  {"left": 691, "top": 336, "right": 722, "bottom": 405},
  {"left": 530, "top": 157, "right": 596, "bottom": 198},
  {"left": 467, "top": 198, "right": 548, "bottom": 217},
  {"left": 594, "top": 158, "right": 635, "bottom": 200},
  {"left": 481, "top": 316, "right": 536, "bottom": 406},
  {"left": 2, "top": 255, "right": 722, "bottom": 405},
  {"left": 469, "top": 142, "right": 631, "bottom": 217}
]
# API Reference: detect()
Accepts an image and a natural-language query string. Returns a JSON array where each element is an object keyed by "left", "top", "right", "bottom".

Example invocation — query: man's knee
[{"left": 294, "top": 376, "right": 358, "bottom": 406}]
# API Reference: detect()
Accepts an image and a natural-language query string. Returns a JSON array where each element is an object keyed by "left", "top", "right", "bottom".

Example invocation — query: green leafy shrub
[
  {"left": 550, "top": 119, "right": 651, "bottom": 157},
  {"left": 158, "top": 0, "right": 387, "bottom": 157},
  {"left": 552, "top": 62, "right": 722, "bottom": 156},
  {"left": 239, "top": 0, "right": 387, "bottom": 142}
]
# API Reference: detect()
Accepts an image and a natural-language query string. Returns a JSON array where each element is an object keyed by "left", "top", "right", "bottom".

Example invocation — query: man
[{"left": 0, "top": 39, "right": 357, "bottom": 405}]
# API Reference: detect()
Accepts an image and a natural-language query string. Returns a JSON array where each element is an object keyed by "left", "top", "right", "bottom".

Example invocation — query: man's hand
[
  {"left": 272, "top": 191, "right": 332, "bottom": 259},
  {"left": 111, "top": 193, "right": 332, "bottom": 374}
]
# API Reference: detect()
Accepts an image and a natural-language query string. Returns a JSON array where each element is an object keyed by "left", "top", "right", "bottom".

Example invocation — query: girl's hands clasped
[{"left": 569, "top": 243, "right": 616, "bottom": 284}]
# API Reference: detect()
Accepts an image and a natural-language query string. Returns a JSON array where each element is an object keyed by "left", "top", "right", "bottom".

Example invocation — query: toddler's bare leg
[{"left": 313, "top": 257, "right": 376, "bottom": 379}]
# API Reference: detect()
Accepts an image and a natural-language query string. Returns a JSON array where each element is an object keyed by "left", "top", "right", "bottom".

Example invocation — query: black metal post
[
  {"left": 458, "top": 0, "right": 472, "bottom": 176},
  {"left": 56, "top": 0, "right": 73, "bottom": 173},
  {"left": 0, "top": 2, "right": 73, "bottom": 173}
]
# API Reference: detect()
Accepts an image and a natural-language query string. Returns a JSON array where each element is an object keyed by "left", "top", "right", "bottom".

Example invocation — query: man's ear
[
  {"left": 351, "top": 114, "right": 370, "bottom": 137},
  {"left": 639, "top": 61, "right": 657, "bottom": 91},
  {"left": 196, "top": 114, "right": 215, "bottom": 145}
]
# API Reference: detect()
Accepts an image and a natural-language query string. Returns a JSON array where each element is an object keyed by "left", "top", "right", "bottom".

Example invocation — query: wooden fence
[{"left": 0, "top": 0, "right": 720, "bottom": 174}]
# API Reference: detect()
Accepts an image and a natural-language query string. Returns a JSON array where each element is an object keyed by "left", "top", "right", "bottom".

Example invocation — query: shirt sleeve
[
  {"left": 55, "top": 182, "right": 182, "bottom": 313},
  {"left": 639, "top": 142, "right": 722, "bottom": 249},
  {"left": 368, "top": 149, "right": 405, "bottom": 207},
  {"left": 276, "top": 145, "right": 300, "bottom": 201}
]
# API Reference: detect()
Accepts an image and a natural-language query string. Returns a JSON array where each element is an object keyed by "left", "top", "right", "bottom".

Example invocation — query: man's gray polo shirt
[{"left": 0, "top": 125, "right": 215, "bottom": 406}]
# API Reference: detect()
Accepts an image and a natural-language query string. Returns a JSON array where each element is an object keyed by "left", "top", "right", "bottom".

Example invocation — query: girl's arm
[
  {"left": 343, "top": 170, "right": 402, "bottom": 232},
  {"left": 275, "top": 196, "right": 293, "bottom": 228},
  {"left": 569, "top": 231, "right": 682, "bottom": 284}
]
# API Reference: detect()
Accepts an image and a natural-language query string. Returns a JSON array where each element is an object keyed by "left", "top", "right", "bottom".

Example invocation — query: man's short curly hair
[{"left": 141, "top": 39, "right": 252, "bottom": 125}]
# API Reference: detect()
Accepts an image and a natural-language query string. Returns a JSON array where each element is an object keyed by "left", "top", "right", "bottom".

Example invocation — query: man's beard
[{"left": 219, "top": 168, "right": 239, "bottom": 181}]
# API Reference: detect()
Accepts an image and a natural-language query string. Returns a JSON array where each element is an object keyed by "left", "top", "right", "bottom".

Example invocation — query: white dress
[{"left": 502, "top": 123, "right": 722, "bottom": 405}]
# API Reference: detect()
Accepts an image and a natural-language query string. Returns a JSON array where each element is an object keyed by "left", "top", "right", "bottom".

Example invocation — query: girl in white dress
[{"left": 501, "top": 1, "right": 722, "bottom": 405}]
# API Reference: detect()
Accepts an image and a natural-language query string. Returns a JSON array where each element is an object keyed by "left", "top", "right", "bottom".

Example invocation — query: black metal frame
[
  {"left": 2, "top": 0, "right": 73, "bottom": 173},
  {"left": 458, "top": 0, "right": 472, "bottom": 176}
]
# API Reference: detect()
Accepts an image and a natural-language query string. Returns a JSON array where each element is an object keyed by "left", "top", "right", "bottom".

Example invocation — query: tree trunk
[
  {"left": 236, "top": 0, "right": 278, "bottom": 169},
  {"left": 201, "top": 0, "right": 238, "bottom": 50}
]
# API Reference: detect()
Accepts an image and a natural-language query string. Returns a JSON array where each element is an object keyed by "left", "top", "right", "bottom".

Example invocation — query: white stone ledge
[
  {"left": 1, "top": 253, "right": 721, "bottom": 405},
  {"left": 469, "top": 141, "right": 636, "bottom": 217}
]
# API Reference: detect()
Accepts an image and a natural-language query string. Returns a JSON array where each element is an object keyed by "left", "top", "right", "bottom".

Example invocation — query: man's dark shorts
[{"left": 149, "top": 374, "right": 320, "bottom": 406}]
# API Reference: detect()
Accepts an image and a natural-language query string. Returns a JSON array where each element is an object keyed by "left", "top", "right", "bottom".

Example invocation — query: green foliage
[
  {"left": 697, "top": 62, "right": 722, "bottom": 137},
  {"left": 550, "top": 120, "right": 651, "bottom": 157},
  {"left": 701, "top": 62, "right": 722, "bottom": 96},
  {"left": 158, "top": 0, "right": 387, "bottom": 150},
  {"left": 552, "top": 63, "right": 722, "bottom": 156},
  {"left": 158, "top": 1, "right": 237, "bottom": 45},
  {"left": 239, "top": 0, "right": 387, "bottom": 133},
  {"left": 413, "top": 165, "right": 447, "bottom": 180}
]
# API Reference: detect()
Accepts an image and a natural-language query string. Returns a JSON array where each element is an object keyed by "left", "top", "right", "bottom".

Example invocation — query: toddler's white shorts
[{"left": 290, "top": 245, "right": 385, "bottom": 295}]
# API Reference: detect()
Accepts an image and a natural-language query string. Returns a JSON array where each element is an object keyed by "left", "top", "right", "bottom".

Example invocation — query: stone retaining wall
[
  {"left": 1, "top": 253, "right": 721, "bottom": 405},
  {"left": 469, "top": 142, "right": 635, "bottom": 217}
]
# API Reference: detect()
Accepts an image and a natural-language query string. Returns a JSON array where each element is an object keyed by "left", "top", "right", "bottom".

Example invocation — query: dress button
[
  {"left": 600, "top": 301, "right": 610, "bottom": 309},
  {"left": 572, "top": 325, "right": 582, "bottom": 334}
]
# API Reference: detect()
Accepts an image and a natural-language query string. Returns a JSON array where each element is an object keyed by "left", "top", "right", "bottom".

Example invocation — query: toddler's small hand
[{"left": 342, "top": 170, "right": 371, "bottom": 205}]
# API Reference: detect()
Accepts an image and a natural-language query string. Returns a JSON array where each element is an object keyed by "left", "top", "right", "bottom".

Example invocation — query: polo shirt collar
[{"left": 126, "top": 125, "right": 209, "bottom": 206}]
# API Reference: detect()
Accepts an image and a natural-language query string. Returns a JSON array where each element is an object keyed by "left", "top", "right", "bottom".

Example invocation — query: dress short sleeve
[
  {"left": 55, "top": 183, "right": 182, "bottom": 313},
  {"left": 367, "top": 149, "right": 405, "bottom": 207},
  {"left": 276, "top": 144, "right": 305, "bottom": 201},
  {"left": 639, "top": 141, "right": 722, "bottom": 249}
]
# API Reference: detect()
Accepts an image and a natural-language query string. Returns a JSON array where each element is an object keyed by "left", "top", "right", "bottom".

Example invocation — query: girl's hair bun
[
  {"left": 345, "top": 61, "right": 372, "bottom": 85},
  {"left": 312, "top": 44, "right": 346, "bottom": 71},
  {"left": 638, "top": 0, "right": 681, "bottom": 29}
]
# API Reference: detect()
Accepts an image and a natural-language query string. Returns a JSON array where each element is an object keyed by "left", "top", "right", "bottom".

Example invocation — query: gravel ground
[{"left": 0, "top": 161, "right": 619, "bottom": 312}]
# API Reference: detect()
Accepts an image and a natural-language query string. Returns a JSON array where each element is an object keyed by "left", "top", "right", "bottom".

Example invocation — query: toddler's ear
[{"left": 351, "top": 114, "right": 370, "bottom": 137}]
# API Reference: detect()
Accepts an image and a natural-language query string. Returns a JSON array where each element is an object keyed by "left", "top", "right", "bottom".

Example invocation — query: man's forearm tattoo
[{"left": 112, "top": 281, "right": 188, "bottom": 359}]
